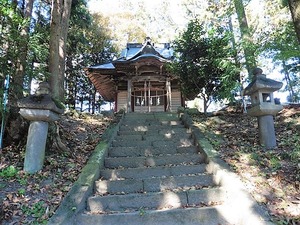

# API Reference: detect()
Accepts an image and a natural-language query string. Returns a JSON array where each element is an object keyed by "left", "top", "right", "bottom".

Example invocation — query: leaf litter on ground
[
  {"left": 0, "top": 112, "right": 117, "bottom": 224},
  {"left": 191, "top": 105, "right": 300, "bottom": 225}
]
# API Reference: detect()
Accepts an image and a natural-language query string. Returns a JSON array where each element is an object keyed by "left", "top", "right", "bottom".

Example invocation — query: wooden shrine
[{"left": 85, "top": 38, "right": 183, "bottom": 112}]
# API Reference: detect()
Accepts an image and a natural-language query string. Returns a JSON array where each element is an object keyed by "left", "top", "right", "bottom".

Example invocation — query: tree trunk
[
  {"left": 5, "top": 0, "right": 33, "bottom": 145},
  {"left": 282, "top": 60, "right": 297, "bottom": 102},
  {"left": 288, "top": 0, "right": 300, "bottom": 43},
  {"left": 49, "top": 0, "right": 72, "bottom": 103},
  {"left": 233, "top": 0, "right": 257, "bottom": 78},
  {"left": 11, "top": 0, "right": 34, "bottom": 102}
]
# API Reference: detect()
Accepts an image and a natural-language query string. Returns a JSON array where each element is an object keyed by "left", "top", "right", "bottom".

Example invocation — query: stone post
[
  {"left": 18, "top": 82, "right": 64, "bottom": 173},
  {"left": 244, "top": 68, "right": 283, "bottom": 148},
  {"left": 24, "top": 121, "right": 49, "bottom": 172}
]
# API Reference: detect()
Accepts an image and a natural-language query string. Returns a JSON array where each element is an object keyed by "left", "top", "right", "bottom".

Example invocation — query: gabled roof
[{"left": 86, "top": 38, "right": 174, "bottom": 101}]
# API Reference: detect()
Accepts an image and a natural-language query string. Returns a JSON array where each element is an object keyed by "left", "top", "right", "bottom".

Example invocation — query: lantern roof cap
[{"left": 244, "top": 68, "right": 283, "bottom": 95}]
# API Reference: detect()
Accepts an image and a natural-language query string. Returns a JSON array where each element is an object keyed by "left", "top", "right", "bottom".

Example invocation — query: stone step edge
[
  {"left": 94, "top": 174, "right": 216, "bottom": 195},
  {"left": 75, "top": 207, "right": 229, "bottom": 225},
  {"left": 104, "top": 154, "right": 206, "bottom": 169},
  {"left": 99, "top": 171, "right": 210, "bottom": 181},
  {"left": 87, "top": 188, "right": 225, "bottom": 213},
  {"left": 100, "top": 164, "right": 208, "bottom": 180},
  {"left": 75, "top": 204, "right": 271, "bottom": 225},
  {"left": 105, "top": 152, "right": 203, "bottom": 159}
]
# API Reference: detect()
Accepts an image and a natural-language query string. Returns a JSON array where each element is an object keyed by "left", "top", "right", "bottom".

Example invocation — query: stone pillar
[
  {"left": 127, "top": 79, "right": 132, "bottom": 113},
  {"left": 258, "top": 115, "right": 276, "bottom": 148},
  {"left": 24, "top": 121, "right": 49, "bottom": 173}
]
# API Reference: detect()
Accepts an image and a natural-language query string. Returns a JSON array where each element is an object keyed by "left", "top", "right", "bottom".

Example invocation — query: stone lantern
[
  {"left": 244, "top": 68, "right": 283, "bottom": 148},
  {"left": 18, "top": 82, "right": 64, "bottom": 173}
]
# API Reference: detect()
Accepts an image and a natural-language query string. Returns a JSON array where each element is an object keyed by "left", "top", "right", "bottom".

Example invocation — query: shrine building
[{"left": 85, "top": 38, "right": 183, "bottom": 113}]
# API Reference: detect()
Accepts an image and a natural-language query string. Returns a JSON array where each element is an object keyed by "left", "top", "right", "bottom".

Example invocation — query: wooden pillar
[
  {"left": 127, "top": 79, "right": 132, "bottom": 113},
  {"left": 114, "top": 92, "right": 118, "bottom": 112},
  {"left": 166, "top": 78, "right": 172, "bottom": 112},
  {"left": 148, "top": 80, "right": 151, "bottom": 112},
  {"left": 144, "top": 80, "right": 147, "bottom": 112}
]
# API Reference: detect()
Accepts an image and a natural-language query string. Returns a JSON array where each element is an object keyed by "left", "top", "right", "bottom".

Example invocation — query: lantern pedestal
[{"left": 258, "top": 115, "right": 276, "bottom": 148}]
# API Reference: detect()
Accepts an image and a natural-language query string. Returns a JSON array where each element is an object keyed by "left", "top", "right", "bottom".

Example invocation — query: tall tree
[
  {"left": 49, "top": 0, "right": 72, "bottom": 103},
  {"left": 13, "top": 0, "right": 34, "bottom": 101},
  {"left": 233, "top": 0, "right": 257, "bottom": 78},
  {"left": 169, "top": 19, "right": 239, "bottom": 113},
  {"left": 65, "top": 5, "right": 117, "bottom": 111},
  {"left": 288, "top": 0, "right": 300, "bottom": 43}
]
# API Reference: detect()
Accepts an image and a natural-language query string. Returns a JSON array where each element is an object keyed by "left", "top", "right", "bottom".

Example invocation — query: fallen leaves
[
  {"left": 194, "top": 106, "right": 300, "bottom": 224},
  {"left": 0, "top": 113, "right": 114, "bottom": 224}
]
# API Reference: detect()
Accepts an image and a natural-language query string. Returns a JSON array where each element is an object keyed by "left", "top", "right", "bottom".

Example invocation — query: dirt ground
[
  {"left": 191, "top": 105, "right": 300, "bottom": 225},
  {"left": 0, "top": 112, "right": 116, "bottom": 224}
]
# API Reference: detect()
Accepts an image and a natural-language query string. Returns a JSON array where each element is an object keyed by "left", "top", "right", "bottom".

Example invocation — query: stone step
[
  {"left": 88, "top": 188, "right": 225, "bottom": 212},
  {"left": 143, "top": 134, "right": 192, "bottom": 142},
  {"left": 75, "top": 206, "right": 228, "bottom": 225},
  {"left": 152, "top": 139, "right": 194, "bottom": 148},
  {"left": 111, "top": 140, "right": 153, "bottom": 147},
  {"left": 117, "top": 128, "right": 191, "bottom": 136},
  {"left": 161, "top": 120, "right": 182, "bottom": 126},
  {"left": 113, "top": 134, "right": 143, "bottom": 141},
  {"left": 104, "top": 153, "right": 206, "bottom": 169},
  {"left": 119, "top": 124, "right": 185, "bottom": 132},
  {"left": 100, "top": 164, "right": 207, "bottom": 180},
  {"left": 158, "top": 127, "right": 191, "bottom": 135},
  {"left": 108, "top": 146, "right": 199, "bottom": 157},
  {"left": 120, "top": 119, "right": 182, "bottom": 125},
  {"left": 111, "top": 138, "right": 194, "bottom": 148},
  {"left": 95, "top": 174, "right": 216, "bottom": 195},
  {"left": 113, "top": 132, "right": 191, "bottom": 142},
  {"left": 117, "top": 130, "right": 158, "bottom": 135}
]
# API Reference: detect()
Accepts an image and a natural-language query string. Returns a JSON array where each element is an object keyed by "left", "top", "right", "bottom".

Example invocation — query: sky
[{"left": 87, "top": 0, "right": 189, "bottom": 45}]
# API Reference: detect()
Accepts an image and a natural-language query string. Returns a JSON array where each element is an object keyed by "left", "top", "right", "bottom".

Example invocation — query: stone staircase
[{"left": 74, "top": 112, "right": 271, "bottom": 225}]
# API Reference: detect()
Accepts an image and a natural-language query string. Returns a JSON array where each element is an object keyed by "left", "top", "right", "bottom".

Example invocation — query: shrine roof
[
  {"left": 85, "top": 38, "right": 174, "bottom": 101},
  {"left": 119, "top": 42, "right": 173, "bottom": 61},
  {"left": 89, "top": 62, "right": 115, "bottom": 69}
]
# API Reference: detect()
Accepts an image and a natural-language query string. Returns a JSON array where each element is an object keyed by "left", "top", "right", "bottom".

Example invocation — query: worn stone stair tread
[
  {"left": 113, "top": 133, "right": 192, "bottom": 143},
  {"left": 95, "top": 174, "right": 216, "bottom": 194},
  {"left": 143, "top": 133, "right": 192, "bottom": 142},
  {"left": 108, "top": 145, "right": 199, "bottom": 157},
  {"left": 104, "top": 153, "right": 206, "bottom": 169},
  {"left": 75, "top": 206, "right": 228, "bottom": 225},
  {"left": 119, "top": 124, "right": 185, "bottom": 132},
  {"left": 88, "top": 188, "right": 225, "bottom": 212},
  {"left": 113, "top": 134, "right": 143, "bottom": 141},
  {"left": 100, "top": 164, "right": 207, "bottom": 180},
  {"left": 117, "top": 127, "right": 189, "bottom": 136}
]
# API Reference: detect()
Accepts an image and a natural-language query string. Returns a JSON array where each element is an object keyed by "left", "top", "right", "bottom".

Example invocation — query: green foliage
[
  {"left": 65, "top": 0, "right": 117, "bottom": 112},
  {"left": 21, "top": 201, "right": 47, "bottom": 224},
  {"left": 281, "top": 133, "right": 300, "bottom": 163},
  {"left": 0, "top": 165, "right": 18, "bottom": 178},
  {"left": 278, "top": 0, "right": 289, "bottom": 8},
  {"left": 169, "top": 19, "right": 240, "bottom": 111},
  {"left": 18, "top": 188, "right": 26, "bottom": 196}
]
